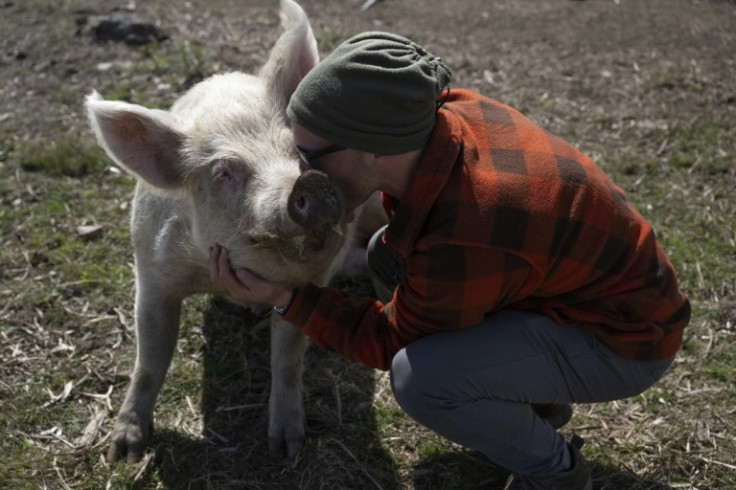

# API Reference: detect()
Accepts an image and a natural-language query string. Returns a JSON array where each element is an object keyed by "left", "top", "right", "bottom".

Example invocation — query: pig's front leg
[
  {"left": 268, "top": 314, "right": 308, "bottom": 459},
  {"left": 108, "top": 280, "right": 183, "bottom": 463}
]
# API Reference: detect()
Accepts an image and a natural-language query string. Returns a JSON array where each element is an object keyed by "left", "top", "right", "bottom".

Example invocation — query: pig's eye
[
  {"left": 216, "top": 166, "right": 234, "bottom": 180},
  {"left": 212, "top": 159, "right": 247, "bottom": 182}
]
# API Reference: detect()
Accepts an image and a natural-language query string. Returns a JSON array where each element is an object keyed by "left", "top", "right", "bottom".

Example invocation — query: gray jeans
[{"left": 368, "top": 226, "right": 674, "bottom": 474}]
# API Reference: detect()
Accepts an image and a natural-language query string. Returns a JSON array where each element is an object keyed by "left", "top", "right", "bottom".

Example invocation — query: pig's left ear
[
  {"left": 86, "top": 91, "right": 187, "bottom": 195},
  {"left": 260, "top": 0, "right": 319, "bottom": 108}
]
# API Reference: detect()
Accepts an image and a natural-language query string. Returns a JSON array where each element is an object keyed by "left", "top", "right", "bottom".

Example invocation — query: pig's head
[{"left": 86, "top": 0, "right": 349, "bottom": 284}]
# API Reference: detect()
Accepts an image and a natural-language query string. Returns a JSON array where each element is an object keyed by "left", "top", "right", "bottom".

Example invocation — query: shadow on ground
[
  {"left": 104, "top": 291, "right": 681, "bottom": 489},
  {"left": 410, "top": 450, "right": 677, "bottom": 489},
  {"left": 133, "top": 293, "right": 400, "bottom": 489}
]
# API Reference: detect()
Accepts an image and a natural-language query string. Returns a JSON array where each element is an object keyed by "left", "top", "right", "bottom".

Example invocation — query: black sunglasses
[{"left": 294, "top": 144, "right": 346, "bottom": 166}]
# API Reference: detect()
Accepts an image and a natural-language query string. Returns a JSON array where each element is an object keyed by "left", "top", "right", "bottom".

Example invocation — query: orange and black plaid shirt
[{"left": 285, "top": 89, "right": 691, "bottom": 371}]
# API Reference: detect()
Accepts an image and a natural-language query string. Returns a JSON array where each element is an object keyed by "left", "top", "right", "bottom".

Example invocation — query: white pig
[{"left": 86, "top": 0, "right": 378, "bottom": 463}]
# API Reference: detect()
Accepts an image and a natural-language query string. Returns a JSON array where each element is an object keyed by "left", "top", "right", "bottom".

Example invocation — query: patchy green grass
[
  {"left": 17, "top": 137, "right": 107, "bottom": 177},
  {"left": 3, "top": 93, "right": 736, "bottom": 490},
  {"left": 1, "top": 1, "right": 735, "bottom": 489},
  {"left": 604, "top": 121, "right": 736, "bottom": 301},
  {"left": 3, "top": 105, "right": 735, "bottom": 490},
  {"left": 589, "top": 118, "right": 736, "bottom": 489},
  {"left": 139, "top": 41, "right": 210, "bottom": 93}
]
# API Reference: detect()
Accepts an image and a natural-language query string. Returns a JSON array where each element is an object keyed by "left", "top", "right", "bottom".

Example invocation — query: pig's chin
[
  {"left": 276, "top": 224, "right": 346, "bottom": 263},
  {"left": 242, "top": 223, "right": 346, "bottom": 272}
]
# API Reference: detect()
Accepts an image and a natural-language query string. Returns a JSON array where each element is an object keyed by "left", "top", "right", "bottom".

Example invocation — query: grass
[
  {"left": 590, "top": 119, "right": 736, "bottom": 488},
  {"left": 4, "top": 115, "right": 734, "bottom": 490},
  {"left": 16, "top": 137, "right": 107, "bottom": 177},
  {"left": 1, "top": 1, "right": 735, "bottom": 488},
  {"left": 139, "top": 41, "right": 210, "bottom": 93}
]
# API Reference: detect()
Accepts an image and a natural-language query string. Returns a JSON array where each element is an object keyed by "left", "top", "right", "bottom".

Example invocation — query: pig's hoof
[
  {"left": 268, "top": 401, "right": 306, "bottom": 459},
  {"left": 106, "top": 412, "right": 153, "bottom": 464},
  {"left": 268, "top": 433, "right": 305, "bottom": 460}
]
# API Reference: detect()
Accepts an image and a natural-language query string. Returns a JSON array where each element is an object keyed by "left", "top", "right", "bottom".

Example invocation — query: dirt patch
[{"left": 2, "top": 0, "right": 735, "bottom": 155}]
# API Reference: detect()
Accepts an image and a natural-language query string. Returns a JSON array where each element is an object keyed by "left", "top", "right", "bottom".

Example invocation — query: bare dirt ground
[{"left": 1, "top": 0, "right": 735, "bottom": 489}]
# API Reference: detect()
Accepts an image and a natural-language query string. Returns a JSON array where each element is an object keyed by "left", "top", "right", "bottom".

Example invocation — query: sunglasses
[{"left": 294, "top": 144, "right": 346, "bottom": 167}]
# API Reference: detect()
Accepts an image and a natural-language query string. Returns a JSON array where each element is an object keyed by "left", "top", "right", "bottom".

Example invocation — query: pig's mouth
[
  {"left": 277, "top": 168, "right": 349, "bottom": 260},
  {"left": 229, "top": 169, "right": 348, "bottom": 273},
  {"left": 244, "top": 219, "right": 347, "bottom": 266},
  {"left": 249, "top": 169, "right": 347, "bottom": 261}
]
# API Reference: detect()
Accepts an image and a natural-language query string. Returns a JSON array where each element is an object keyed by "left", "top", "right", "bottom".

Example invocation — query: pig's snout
[{"left": 287, "top": 170, "right": 344, "bottom": 228}]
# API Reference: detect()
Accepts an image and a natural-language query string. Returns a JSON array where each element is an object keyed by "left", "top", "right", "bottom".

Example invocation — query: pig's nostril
[
  {"left": 287, "top": 170, "right": 343, "bottom": 228},
  {"left": 297, "top": 195, "right": 308, "bottom": 211}
]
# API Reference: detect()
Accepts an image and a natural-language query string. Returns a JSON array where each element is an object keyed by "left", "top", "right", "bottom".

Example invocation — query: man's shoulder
[{"left": 443, "top": 89, "right": 532, "bottom": 132}]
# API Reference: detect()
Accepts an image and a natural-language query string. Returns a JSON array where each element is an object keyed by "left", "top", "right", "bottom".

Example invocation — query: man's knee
[
  {"left": 390, "top": 347, "right": 448, "bottom": 421},
  {"left": 390, "top": 348, "right": 424, "bottom": 417}
]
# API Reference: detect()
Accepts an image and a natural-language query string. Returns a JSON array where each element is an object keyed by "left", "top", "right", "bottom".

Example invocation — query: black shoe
[
  {"left": 503, "top": 435, "right": 592, "bottom": 490},
  {"left": 533, "top": 403, "right": 573, "bottom": 430}
]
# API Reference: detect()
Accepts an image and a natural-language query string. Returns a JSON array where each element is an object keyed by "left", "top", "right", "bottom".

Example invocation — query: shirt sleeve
[{"left": 283, "top": 244, "right": 534, "bottom": 370}]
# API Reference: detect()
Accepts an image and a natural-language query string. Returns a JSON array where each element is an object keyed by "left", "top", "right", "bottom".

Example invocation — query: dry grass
[{"left": 1, "top": 0, "right": 735, "bottom": 488}]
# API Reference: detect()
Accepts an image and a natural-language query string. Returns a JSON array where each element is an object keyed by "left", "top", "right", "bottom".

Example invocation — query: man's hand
[{"left": 209, "top": 244, "right": 294, "bottom": 309}]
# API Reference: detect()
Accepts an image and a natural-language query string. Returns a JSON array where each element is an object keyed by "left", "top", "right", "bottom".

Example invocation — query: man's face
[{"left": 292, "top": 124, "right": 378, "bottom": 215}]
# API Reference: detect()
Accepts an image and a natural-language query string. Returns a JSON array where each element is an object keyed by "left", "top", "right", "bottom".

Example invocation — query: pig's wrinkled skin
[{"left": 86, "top": 0, "right": 382, "bottom": 463}]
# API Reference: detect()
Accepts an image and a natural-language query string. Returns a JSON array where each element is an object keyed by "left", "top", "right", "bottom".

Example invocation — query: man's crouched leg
[{"left": 503, "top": 435, "right": 592, "bottom": 490}]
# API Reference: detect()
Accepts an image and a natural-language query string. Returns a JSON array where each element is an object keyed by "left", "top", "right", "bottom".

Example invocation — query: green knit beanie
[{"left": 286, "top": 31, "right": 452, "bottom": 155}]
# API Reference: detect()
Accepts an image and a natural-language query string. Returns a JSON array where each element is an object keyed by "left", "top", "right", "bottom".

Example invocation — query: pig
[{"left": 86, "top": 0, "right": 379, "bottom": 463}]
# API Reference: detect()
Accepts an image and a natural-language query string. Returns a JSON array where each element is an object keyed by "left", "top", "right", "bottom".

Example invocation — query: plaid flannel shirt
[{"left": 285, "top": 89, "right": 690, "bottom": 371}]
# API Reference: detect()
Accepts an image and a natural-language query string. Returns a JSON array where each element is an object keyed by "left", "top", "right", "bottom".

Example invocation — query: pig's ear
[
  {"left": 260, "top": 0, "right": 319, "bottom": 108},
  {"left": 86, "top": 91, "right": 186, "bottom": 195}
]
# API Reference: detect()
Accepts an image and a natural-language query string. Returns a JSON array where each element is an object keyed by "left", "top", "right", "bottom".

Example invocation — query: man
[{"left": 210, "top": 32, "right": 690, "bottom": 489}]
